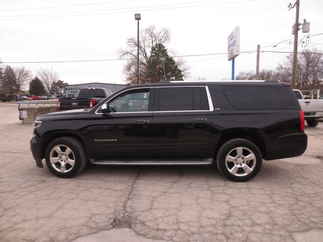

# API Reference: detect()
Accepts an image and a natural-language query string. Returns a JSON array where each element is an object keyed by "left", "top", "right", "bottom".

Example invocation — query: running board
[{"left": 90, "top": 158, "right": 213, "bottom": 166}]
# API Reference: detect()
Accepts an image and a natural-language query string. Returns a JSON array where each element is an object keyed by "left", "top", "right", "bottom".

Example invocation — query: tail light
[
  {"left": 90, "top": 98, "right": 97, "bottom": 108},
  {"left": 299, "top": 110, "right": 305, "bottom": 132}
]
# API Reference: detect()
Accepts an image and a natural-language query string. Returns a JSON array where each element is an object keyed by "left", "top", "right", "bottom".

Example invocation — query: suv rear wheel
[
  {"left": 216, "top": 138, "right": 262, "bottom": 182},
  {"left": 45, "top": 137, "right": 87, "bottom": 178}
]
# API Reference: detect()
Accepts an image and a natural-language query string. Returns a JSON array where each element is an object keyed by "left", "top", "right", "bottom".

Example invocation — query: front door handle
[
  {"left": 193, "top": 117, "right": 207, "bottom": 121},
  {"left": 136, "top": 120, "right": 150, "bottom": 124}
]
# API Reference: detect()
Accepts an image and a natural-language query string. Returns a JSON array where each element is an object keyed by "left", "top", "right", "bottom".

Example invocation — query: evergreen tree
[
  {"left": 2, "top": 66, "right": 19, "bottom": 99},
  {"left": 144, "top": 43, "right": 184, "bottom": 83},
  {"left": 0, "top": 65, "right": 3, "bottom": 94},
  {"left": 50, "top": 80, "right": 68, "bottom": 96},
  {"left": 29, "top": 77, "right": 47, "bottom": 96}
]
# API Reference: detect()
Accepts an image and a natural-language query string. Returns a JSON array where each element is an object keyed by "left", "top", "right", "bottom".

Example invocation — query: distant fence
[{"left": 17, "top": 99, "right": 60, "bottom": 124}]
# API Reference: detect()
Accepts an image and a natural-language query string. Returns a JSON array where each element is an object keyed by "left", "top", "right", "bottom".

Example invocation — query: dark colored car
[
  {"left": 31, "top": 81, "right": 307, "bottom": 181},
  {"left": 59, "top": 88, "right": 110, "bottom": 110}
]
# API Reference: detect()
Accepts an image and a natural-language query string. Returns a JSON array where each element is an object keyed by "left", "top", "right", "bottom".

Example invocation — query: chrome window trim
[
  {"left": 95, "top": 85, "right": 217, "bottom": 115},
  {"left": 205, "top": 86, "right": 214, "bottom": 111}
]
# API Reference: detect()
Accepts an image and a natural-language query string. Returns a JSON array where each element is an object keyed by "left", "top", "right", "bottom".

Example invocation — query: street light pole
[
  {"left": 134, "top": 13, "right": 141, "bottom": 84},
  {"left": 256, "top": 44, "right": 260, "bottom": 78},
  {"left": 291, "top": 0, "right": 300, "bottom": 88}
]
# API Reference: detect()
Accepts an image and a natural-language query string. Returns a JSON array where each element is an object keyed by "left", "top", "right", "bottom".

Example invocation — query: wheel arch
[
  {"left": 215, "top": 128, "right": 266, "bottom": 158},
  {"left": 41, "top": 131, "right": 89, "bottom": 160}
]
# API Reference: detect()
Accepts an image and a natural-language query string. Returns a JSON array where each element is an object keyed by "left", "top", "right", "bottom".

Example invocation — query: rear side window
[
  {"left": 223, "top": 85, "right": 298, "bottom": 110},
  {"left": 155, "top": 87, "right": 209, "bottom": 111}
]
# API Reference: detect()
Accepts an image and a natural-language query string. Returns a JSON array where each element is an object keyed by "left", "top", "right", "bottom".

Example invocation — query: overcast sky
[{"left": 0, "top": 0, "right": 323, "bottom": 85}]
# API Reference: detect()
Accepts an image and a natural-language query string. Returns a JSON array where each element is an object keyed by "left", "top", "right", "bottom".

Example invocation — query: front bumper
[{"left": 30, "top": 135, "right": 44, "bottom": 168}]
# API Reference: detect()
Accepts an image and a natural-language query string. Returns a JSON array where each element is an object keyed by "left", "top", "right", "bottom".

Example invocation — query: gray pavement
[{"left": 0, "top": 102, "right": 323, "bottom": 242}]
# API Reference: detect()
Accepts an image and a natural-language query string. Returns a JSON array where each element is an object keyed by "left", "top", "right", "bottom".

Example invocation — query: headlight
[{"left": 34, "top": 120, "right": 42, "bottom": 128}]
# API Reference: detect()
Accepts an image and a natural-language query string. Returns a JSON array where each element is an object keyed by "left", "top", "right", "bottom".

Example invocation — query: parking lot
[{"left": 0, "top": 102, "right": 323, "bottom": 242}]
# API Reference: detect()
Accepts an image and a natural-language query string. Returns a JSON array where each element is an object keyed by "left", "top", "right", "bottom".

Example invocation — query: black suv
[{"left": 31, "top": 81, "right": 307, "bottom": 181}]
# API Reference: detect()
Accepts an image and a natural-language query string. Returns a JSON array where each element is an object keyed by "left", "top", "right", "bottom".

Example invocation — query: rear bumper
[
  {"left": 30, "top": 136, "right": 44, "bottom": 168},
  {"left": 265, "top": 133, "right": 307, "bottom": 160}
]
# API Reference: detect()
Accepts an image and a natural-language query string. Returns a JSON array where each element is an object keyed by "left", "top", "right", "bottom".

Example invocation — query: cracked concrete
[{"left": 1, "top": 103, "right": 323, "bottom": 242}]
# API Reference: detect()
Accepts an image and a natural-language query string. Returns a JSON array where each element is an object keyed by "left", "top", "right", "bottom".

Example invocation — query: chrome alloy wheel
[
  {"left": 225, "top": 147, "right": 257, "bottom": 177},
  {"left": 49, "top": 144, "right": 76, "bottom": 173}
]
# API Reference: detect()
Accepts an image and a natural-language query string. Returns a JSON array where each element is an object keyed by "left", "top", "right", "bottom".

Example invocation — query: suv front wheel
[
  {"left": 45, "top": 137, "right": 87, "bottom": 178},
  {"left": 216, "top": 138, "right": 262, "bottom": 182}
]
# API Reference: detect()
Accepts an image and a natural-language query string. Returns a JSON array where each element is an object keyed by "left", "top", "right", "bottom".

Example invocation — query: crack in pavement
[{"left": 111, "top": 169, "right": 141, "bottom": 229}]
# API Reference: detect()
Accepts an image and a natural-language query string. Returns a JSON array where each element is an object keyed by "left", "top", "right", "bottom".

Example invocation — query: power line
[
  {"left": 0, "top": 0, "right": 258, "bottom": 14},
  {"left": 0, "top": 2, "right": 202, "bottom": 19},
  {"left": 2, "top": 49, "right": 322, "bottom": 65},
  {"left": 261, "top": 33, "right": 323, "bottom": 49},
  {"left": 0, "top": 0, "right": 261, "bottom": 20},
  {"left": 1, "top": 58, "right": 125, "bottom": 64},
  {"left": 1, "top": 50, "right": 257, "bottom": 64},
  {"left": 262, "top": 50, "right": 323, "bottom": 54},
  {"left": 0, "top": 0, "right": 117, "bottom": 12}
]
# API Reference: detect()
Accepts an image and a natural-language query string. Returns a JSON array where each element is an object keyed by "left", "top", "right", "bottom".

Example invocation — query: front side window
[{"left": 108, "top": 89, "right": 150, "bottom": 113}]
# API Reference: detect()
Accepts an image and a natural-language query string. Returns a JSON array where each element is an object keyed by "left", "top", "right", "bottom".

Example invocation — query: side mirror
[{"left": 100, "top": 103, "right": 111, "bottom": 114}]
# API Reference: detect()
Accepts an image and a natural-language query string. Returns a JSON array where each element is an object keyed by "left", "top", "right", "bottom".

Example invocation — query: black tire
[
  {"left": 306, "top": 118, "right": 319, "bottom": 128},
  {"left": 216, "top": 138, "right": 262, "bottom": 182},
  {"left": 45, "top": 137, "right": 87, "bottom": 178}
]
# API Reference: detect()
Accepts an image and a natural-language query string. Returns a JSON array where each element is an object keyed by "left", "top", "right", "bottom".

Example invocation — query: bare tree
[
  {"left": 14, "top": 67, "right": 32, "bottom": 91},
  {"left": 298, "top": 50, "right": 323, "bottom": 89},
  {"left": 237, "top": 49, "right": 323, "bottom": 90},
  {"left": 120, "top": 25, "right": 187, "bottom": 83},
  {"left": 37, "top": 69, "right": 59, "bottom": 94},
  {"left": 0, "top": 63, "right": 3, "bottom": 94},
  {"left": 237, "top": 70, "right": 280, "bottom": 81}
]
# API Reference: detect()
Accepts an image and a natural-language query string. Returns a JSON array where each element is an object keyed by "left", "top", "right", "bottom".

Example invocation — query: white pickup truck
[{"left": 294, "top": 89, "right": 323, "bottom": 127}]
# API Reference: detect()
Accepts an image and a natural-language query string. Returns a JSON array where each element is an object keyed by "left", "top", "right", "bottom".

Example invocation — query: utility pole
[
  {"left": 290, "top": 0, "right": 300, "bottom": 88},
  {"left": 256, "top": 44, "right": 260, "bottom": 78},
  {"left": 134, "top": 13, "right": 141, "bottom": 84},
  {"left": 160, "top": 57, "right": 167, "bottom": 81},
  {"left": 231, "top": 58, "right": 235, "bottom": 80}
]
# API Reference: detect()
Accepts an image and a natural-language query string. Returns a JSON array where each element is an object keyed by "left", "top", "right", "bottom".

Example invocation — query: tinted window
[
  {"left": 155, "top": 87, "right": 209, "bottom": 111},
  {"left": 93, "top": 89, "right": 106, "bottom": 98},
  {"left": 193, "top": 87, "right": 209, "bottom": 110},
  {"left": 77, "top": 88, "right": 106, "bottom": 98},
  {"left": 108, "top": 89, "right": 150, "bottom": 112},
  {"left": 78, "top": 89, "right": 93, "bottom": 98},
  {"left": 223, "top": 85, "right": 298, "bottom": 110}
]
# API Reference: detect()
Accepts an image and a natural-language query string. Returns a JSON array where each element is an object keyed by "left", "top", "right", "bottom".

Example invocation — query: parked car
[
  {"left": 59, "top": 88, "right": 110, "bottom": 110},
  {"left": 293, "top": 89, "right": 323, "bottom": 127},
  {"left": 31, "top": 81, "right": 307, "bottom": 182},
  {"left": 31, "top": 95, "right": 41, "bottom": 100}
]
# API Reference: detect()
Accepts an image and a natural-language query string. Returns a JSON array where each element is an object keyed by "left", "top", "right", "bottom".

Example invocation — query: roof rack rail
[{"left": 170, "top": 80, "right": 267, "bottom": 83}]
